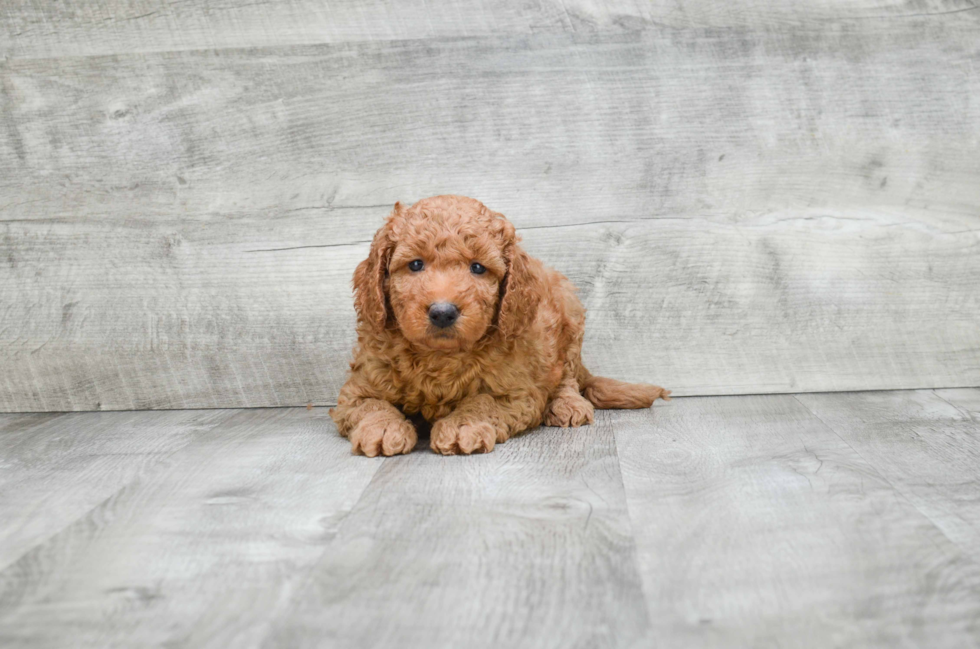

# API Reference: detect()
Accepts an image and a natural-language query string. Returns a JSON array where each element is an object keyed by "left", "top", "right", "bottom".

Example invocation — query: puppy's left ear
[
  {"left": 497, "top": 233, "right": 542, "bottom": 339},
  {"left": 353, "top": 203, "right": 400, "bottom": 331}
]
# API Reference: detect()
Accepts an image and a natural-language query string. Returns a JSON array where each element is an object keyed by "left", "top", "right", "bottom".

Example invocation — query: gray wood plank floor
[
  {"left": 4, "top": 0, "right": 979, "bottom": 58},
  {"left": 1, "top": 390, "right": 979, "bottom": 648}
]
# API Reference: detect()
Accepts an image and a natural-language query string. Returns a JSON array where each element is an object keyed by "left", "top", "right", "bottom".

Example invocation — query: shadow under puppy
[{"left": 330, "top": 195, "right": 670, "bottom": 456}]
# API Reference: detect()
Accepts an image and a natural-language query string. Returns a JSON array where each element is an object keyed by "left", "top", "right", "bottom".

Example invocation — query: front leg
[
  {"left": 330, "top": 382, "right": 416, "bottom": 457},
  {"left": 431, "top": 392, "right": 544, "bottom": 455}
]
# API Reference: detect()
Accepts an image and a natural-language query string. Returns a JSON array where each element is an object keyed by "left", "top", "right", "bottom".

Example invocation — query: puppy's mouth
[
  {"left": 423, "top": 325, "right": 463, "bottom": 349},
  {"left": 427, "top": 327, "right": 458, "bottom": 339}
]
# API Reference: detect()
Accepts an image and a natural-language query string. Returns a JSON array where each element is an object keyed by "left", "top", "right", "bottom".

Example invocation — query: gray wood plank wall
[{"left": 1, "top": 1, "right": 978, "bottom": 411}]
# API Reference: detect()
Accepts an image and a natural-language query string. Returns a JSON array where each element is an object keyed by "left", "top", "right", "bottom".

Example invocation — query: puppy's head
[{"left": 353, "top": 195, "right": 539, "bottom": 351}]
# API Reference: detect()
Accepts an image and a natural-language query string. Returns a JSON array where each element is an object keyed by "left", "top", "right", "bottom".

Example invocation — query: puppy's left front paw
[{"left": 431, "top": 419, "right": 496, "bottom": 455}]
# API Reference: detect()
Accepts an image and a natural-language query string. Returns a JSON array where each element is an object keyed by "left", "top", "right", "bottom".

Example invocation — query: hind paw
[{"left": 545, "top": 393, "right": 595, "bottom": 428}]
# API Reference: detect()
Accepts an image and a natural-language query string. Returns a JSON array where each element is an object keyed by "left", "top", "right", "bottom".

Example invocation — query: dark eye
[
  {"left": 408, "top": 259, "right": 424, "bottom": 272},
  {"left": 470, "top": 262, "right": 486, "bottom": 275}
]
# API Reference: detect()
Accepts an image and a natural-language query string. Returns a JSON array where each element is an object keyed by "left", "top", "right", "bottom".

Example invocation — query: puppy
[{"left": 330, "top": 195, "right": 670, "bottom": 456}]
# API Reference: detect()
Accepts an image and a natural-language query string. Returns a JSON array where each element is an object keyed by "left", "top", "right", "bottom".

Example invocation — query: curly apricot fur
[{"left": 330, "top": 195, "right": 670, "bottom": 456}]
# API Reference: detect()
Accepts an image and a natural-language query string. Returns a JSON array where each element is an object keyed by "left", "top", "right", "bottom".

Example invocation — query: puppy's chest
[{"left": 391, "top": 355, "right": 485, "bottom": 410}]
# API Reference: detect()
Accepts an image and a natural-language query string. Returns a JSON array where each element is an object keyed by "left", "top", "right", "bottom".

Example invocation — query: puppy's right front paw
[{"left": 350, "top": 412, "right": 417, "bottom": 457}]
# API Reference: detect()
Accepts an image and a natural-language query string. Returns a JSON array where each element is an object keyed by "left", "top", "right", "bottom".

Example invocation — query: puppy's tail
[{"left": 581, "top": 373, "right": 671, "bottom": 409}]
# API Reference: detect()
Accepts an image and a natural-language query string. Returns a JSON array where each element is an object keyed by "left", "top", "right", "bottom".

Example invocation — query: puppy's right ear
[{"left": 353, "top": 203, "right": 400, "bottom": 331}]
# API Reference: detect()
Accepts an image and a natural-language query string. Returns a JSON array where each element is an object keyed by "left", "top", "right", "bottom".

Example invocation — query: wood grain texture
[
  {"left": 0, "top": 407, "right": 382, "bottom": 648},
  {"left": 263, "top": 415, "right": 649, "bottom": 649},
  {"left": 3, "top": 394, "right": 980, "bottom": 646},
  {"left": 2, "top": 25, "right": 979, "bottom": 410},
  {"left": 0, "top": 413, "right": 64, "bottom": 437},
  {"left": 3, "top": 0, "right": 978, "bottom": 58},
  {"left": 0, "top": 408, "right": 234, "bottom": 571},
  {"left": 935, "top": 387, "right": 980, "bottom": 418},
  {"left": 616, "top": 395, "right": 980, "bottom": 647},
  {"left": 797, "top": 389, "right": 980, "bottom": 565}
]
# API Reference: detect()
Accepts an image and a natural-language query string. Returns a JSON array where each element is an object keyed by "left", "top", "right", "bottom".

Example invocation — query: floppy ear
[
  {"left": 497, "top": 239, "right": 542, "bottom": 339},
  {"left": 353, "top": 204, "right": 399, "bottom": 331}
]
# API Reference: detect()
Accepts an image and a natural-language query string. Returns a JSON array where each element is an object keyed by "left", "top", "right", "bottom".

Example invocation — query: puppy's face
[
  {"left": 354, "top": 195, "right": 536, "bottom": 350},
  {"left": 386, "top": 214, "right": 506, "bottom": 351}
]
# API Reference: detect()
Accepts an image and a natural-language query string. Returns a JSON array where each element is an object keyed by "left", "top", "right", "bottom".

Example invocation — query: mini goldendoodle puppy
[{"left": 330, "top": 195, "right": 670, "bottom": 456}]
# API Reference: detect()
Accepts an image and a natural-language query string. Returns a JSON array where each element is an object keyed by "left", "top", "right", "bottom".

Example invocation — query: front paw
[
  {"left": 350, "top": 412, "right": 417, "bottom": 457},
  {"left": 430, "top": 419, "right": 496, "bottom": 455}
]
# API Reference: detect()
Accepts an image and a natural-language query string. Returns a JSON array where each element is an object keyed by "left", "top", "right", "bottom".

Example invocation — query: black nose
[{"left": 428, "top": 302, "right": 460, "bottom": 329}]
